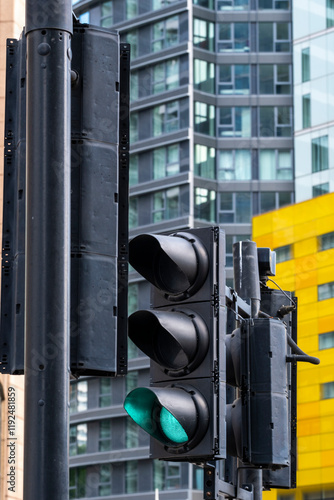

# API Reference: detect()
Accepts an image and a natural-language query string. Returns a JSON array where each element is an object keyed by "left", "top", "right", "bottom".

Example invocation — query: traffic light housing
[
  {"left": 124, "top": 227, "right": 226, "bottom": 461},
  {"left": 0, "top": 23, "right": 129, "bottom": 376}
]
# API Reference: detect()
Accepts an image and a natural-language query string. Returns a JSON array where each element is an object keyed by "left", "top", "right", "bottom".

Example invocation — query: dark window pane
[
  {"left": 259, "top": 65, "right": 274, "bottom": 93},
  {"left": 259, "top": 23, "right": 273, "bottom": 51}
]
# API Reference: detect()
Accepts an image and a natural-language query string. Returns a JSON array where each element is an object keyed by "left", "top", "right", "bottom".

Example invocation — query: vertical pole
[{"left": 24, "top": 1, "right": 72, "bottom": 499}]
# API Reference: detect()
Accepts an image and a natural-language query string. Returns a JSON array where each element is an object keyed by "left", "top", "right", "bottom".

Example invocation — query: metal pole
[{"left": 24, "top": 1, "right": 72, "bottom": 499}]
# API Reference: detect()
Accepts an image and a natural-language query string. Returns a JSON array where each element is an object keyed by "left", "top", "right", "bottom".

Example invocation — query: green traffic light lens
[{"left": 160, "top": 407, "right": 188, "bottom": 444}]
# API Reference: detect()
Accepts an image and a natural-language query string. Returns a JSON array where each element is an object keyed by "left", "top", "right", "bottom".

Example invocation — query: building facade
[
  {"left": 253, "top": 192, "right": 334, "bottom": 500},
  {"left": 71, "top": 0, "right": 294, "bottom": 498},
  {"left": 293, "top": 0, "right": 334, "bottom": 202},
  {"left": 0, "top": 2, "right": 25, "bottom": 500}
]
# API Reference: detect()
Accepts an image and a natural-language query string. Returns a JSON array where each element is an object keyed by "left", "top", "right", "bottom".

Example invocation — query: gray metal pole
[{"left": 24, "top": 1, "right": 72, "bottom": 498}]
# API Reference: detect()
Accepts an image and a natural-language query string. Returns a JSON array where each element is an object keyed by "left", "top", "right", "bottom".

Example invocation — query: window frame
[
  {"left": 152, "top": 15, "right": 179, "bottom": 53},
  {"left": 217, "top": 22, "right": 250, "bottom": 52},
  {"left": 218, "top": 64, "right": 250, "bottom": 95},
  {"left": 218, "top": 191, "right": 252, "bottom": 224},
  {"left": 312, "top": 136, "right": 328, "bottom": 173},
  {"left": 218, "top": 106, "right": 251, "bottom": 137}
]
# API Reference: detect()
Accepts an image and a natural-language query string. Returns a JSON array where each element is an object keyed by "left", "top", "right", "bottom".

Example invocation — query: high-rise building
[
  {"left": 253, "top": 191, "right": 334, "bottom": 500},
  {"left": 70, "top": 0, "right": 294, "bottom": 498},
  {"left": 293, "top": 0, "right": 334, "bottom": 202}
]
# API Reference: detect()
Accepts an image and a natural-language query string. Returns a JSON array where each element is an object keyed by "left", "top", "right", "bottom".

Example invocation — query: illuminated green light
[{"left": 160, "top": 407, "right": 188, "bottom": 444}]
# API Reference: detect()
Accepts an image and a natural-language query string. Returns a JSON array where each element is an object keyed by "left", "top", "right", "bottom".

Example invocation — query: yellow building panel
[
  {"left": 298, "top": 302, "right": 319, "bottom": 322},
  {"left": 321, "top": 450, "right": 334, "bottom": 467},
  {"left": 294, "top": 221, "right": 319, "bottom": 242},
  {"left": 298, "top": 318, "right": 318, "bottom": 339},
  {"left": 320, "top": 466, "right": 334, "bottom": 485},
  {"left": 298, "top": 385, "right": 320, "bottom": 404},
  {"left": 252, "top": 212, "right": 274, "bottom": 237},
  {"left": 318, "top": 315, "right": 334, "bottom": 333},
  {"left": 316, "top": 213, "right": 334, "bottom": 235},
  {"left": 317, "top": 266, "right": 334, "bottom": 284},
  {"left": 297, "top": 286, "right": 318, "bottom": 305},
  {"left": 319, "top": 399, "right": 334, "bottom": 416},
  {"left": 318, "top": 299, "right": 334, "bottom": 318},
  {"left": 317, "top": 349, "right": 334, "bottom": 367},
  {"left": 321, "top": 416, "right": 334, "bottom": 434},
  {"left": 298, "top": 417, "right": 321, "bottom": 437},
  {"left": 320, "top": 433, "right": 334, "bottom": 450},
  {"left": 298, "top": 435, "right": 321, "bottom": 454},
  {"left": 298, "top": 451, "right": 322, "bottom": 470},
  {"left": 297, "top": 468, "right": 322, "bottom": 486},
  {"left": 298, "top": 401, "right": 320, "bottom": 420},
  {"left": 272, "top": 227, "right": 295, "bottom": 248},
  {"left": 317, "top": 249, "right": 334, "bottom": 269},
  {"left": 294, "top": 238, "right": 317, "bottom": 258}
]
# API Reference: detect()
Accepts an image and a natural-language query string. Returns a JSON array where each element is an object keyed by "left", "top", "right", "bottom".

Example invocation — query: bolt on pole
[{"left": 24, "top": 1, "right": 72, "bottom": 499}]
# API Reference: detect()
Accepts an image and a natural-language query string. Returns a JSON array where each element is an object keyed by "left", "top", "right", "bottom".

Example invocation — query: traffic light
[
  {"left": 124, "top": 227, "right": 226, "bottom": 461},
  {"left": 0, "top": 22, "right": 129, "bottom": 376},
  {"left": 225, "top": 241, "right": 319, "bottom": 473}
]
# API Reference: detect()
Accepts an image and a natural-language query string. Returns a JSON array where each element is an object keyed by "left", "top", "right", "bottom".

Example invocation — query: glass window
[
  {"left": 70, "top": 467, "right": 86, "bottom": 499},
  {"left": 166, "top": 463, "right": 181, "bottom": 489},
  {"left": 193, "top": 0, "right": 214, "bottom": 6},
  {"left": 194, "top": 102, "right": 215, "bottom": 136},
  {"left": 153, "top": 58, "right": 180, "bottom": 94},
  {"left": 313, "top": 183, "right": 329, "bottom": 198},
  {"left": 275, "top": 244, "right": 293, "bottom": 262},
  {"left": 130, "top": 112, "right": 138, "bottom": 143},
  {"left": 153, "top": 187, "right": 180, "bottom": 222},
  {"left": 100, "top": 1, "right": 113, "bottom": 28},
  {"left": 218, "top": 0, "right": 249, "bottom": 10},
  {"left": 130, "top": 71, "right": 138, "bottom": 102},
  {"left": 129, "top": 155, "right": 138, "bottom": 186},
  {"left": 152, "top": 16, "right": 179, "bottom": 52},
  {"left": 70, "top": 424, "right": 87, "bottom": 456},
  {"left": 219, "top": 192, "right": 251, "bottom": 223},
  {"left": 99, "top": 464, "right": 112, "bottom": 496},
  {"left": 260, "top": 192, "right": 276, "bottom": 213},
  {"left": 218, "top": 107, "right": 251, "bottom": 137},
  {"left": 126, "top": 0, "right": 138, "bottom": 19},
  {"left": 258, "top": 23, "right": 290, "bottom": 52},
  {"left": 218, "top": 150, "right": 251, "bottom": 180},
  {"left": 126, "top": 461, "right": 138, "bottom": 493},
  {"left": 312, "top": 136, "right": 328, "bottom": 172},
  {"left": 301, "top": 48, "right": 310, "bottom": 82},
  {"left": 126, "top": 371, "right": 138, "bottom": 394},
  {"left": 99, "top": 419, "right": 111, "bottom": 452},
  {"left": 321, "top": 382, "right": 334, "bottom": 399},
  {"left": 193, "top": 18, "right": 215, "bottom": 51},
  {"left": 218, "top": 23, "right": 249, "bottom": 52},
  {"left": 327, "top": 0, "right": 334, "bottom": 28},
  {"left": 319, "top": 231, "right": 334, "bottom": 251},
  {"left": 259, "top": 0, "right": 290, "bottom": 7},
  {"left": 70, "top": 381, "right": 88, "bottom": 414},
  {"left": 153, "top": 101, "right": 180, "bottom": 136},
  {"left": 153, "top": 144, "right": 180, "bottom": 179},
  {"left": 194, "top": 144, "right": 216, "bottom": 178},
  {"left": 126, "top": 31, "right": 138, "bottom": 58},
  {"left": 319, "top": 331, "right": 334, "bottom": 350},
  {"left": 129, "top": 197, "right": 138, "bottom": 229},
  {"left": 153, "top": 0, "right": 182, "bottom": 8},
  {"left": 126, "top": 417, "right": 139, "bottom": 448},
  {"left": 259, "top": 150, "right": 293, "bottom": 180},
  {"left": 259, "top": 107, "right": 292, "bottom": 137},
  {"left": 302, "top": 94, "right": 311, "bottom": 128},
  {"left": 99, "top": 378, "right": 112, "bottom": 407},
  {"left": 318, "top": 281, "right": 334, "bottom": 301},
  {"left": 194, "top": 188, "right": 216, "bottom": 222},
  {"left": 218, "top": 64, "right": 250, "bottom": 95},
  {"left": 79, "top": 11, "right": 90, "bottom": 23},
  {"left": 194, "top": 59, "right": 215, "bottom": 93},
  {"left": 259, "top": 65, "right": 291, "bottom": 94}
]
